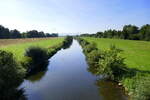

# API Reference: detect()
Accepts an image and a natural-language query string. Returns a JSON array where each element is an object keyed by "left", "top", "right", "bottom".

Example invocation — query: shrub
[
  {"left": 21, "top": 56, "right": 32, "bottom": 70},
  {"left": 83, "top": 43, "right": 97, "bottom": 54},
  {"left": 87, "top": 50, "right": 101, "bottom": 74},
  {"left": 24, "top": 46, "right": 49, "bottom": 74},
  {"left": 87, "top": 50, "right": 100, "bottom": 66},
  {"left": 63, "top": 36, "right": 73, "bottom": 49},
  {"left": 0, "top": 50, "right": 25, "bottom": 98},
  {"left": 97, "top": 45, "right": 127, "bottom": 80},
  {"left": 0, "top": 50, "right": 25, "bottom": 89},
  {"left": 77, "top": 38, "right": 127, "bottom": 80}
]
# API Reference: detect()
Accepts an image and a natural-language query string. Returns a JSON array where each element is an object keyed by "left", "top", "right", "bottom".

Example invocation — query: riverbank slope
[{"left": 79, "top": 37, "right": 150, "bottom": 100}]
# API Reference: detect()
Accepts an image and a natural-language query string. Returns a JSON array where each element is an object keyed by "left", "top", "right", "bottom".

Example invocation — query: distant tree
[
  {"left": 104, "top": 29, "right": 118, "bottom": 38},
  {"left": 80, "top": 24, "right": 150, "bottom": 41},
  {"left": 96, "top": 32, "right": 103, "bottom": 38},
  {"left": 113, "top": 30, "right": 122, "bottom": 38},
  {"left": 21, "top": 32, "right": 27, "bottom": 38},
  {"left": 0, "top": 25, "right": 10, "bottom": 39},
  {"left": 80, "top": 33, "right": 89, "bottom": 37},
  {"left": 122, "top": 25, "right": 139, "bottom": 39},
  {"left": 139, "top": 24, "right": 150, "bottom": 41},
  {"left": 51, "top": 33, "right": 58, "bottom": 37},
  {"left": 39, "top": 31, "right": 45, "bottom": 37},
  {"left": 10, "top": 29, "right": 21, "bottom": 38},
  {"left": 27, "top": 30, "right": 39, "bottom": 38},
  {"left": 0, "top": 25, "right": 60, "bottom": 39},
  {"left": 46, "top": 33, "right": 51, "bottom": 37}
]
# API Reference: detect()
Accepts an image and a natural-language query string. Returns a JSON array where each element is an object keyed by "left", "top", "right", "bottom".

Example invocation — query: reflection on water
[
  {"left": 96, "top": 79, "right": 128, "bottom": 100},
  {"left": 0, "top": 88, "right": 26, "bottom": 100},
  {"left": 26, "top": 70, "right": 47, "bottom": 83},
  {"left": 20, "top": 40, "right": 128, "bottom": 100}
]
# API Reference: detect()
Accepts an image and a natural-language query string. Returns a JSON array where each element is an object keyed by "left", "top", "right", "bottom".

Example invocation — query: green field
[
  {"left": 0, "top": 37, "right": 64, "bottom": 61},
  {"left": 83, "top": 37, "right": 150, "bottom": 71}
]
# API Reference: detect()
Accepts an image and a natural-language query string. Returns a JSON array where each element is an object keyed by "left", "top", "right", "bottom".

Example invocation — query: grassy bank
[
  {"left": 78, "top": 37, "right": 150, "bottom": 100},
  {"left": 0, "top": 37, "right": 71, "bottom": 99},
  {"left": 0, "top": 37, "right": 64, "bottom": 61},
  {"left": 83, "top": 37, "right": 150, "bottom": 71}
]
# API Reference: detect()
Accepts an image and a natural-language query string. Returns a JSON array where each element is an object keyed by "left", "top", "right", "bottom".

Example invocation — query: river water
[{"left": 20, "top": 40, "right": 128, "bottom": 100}]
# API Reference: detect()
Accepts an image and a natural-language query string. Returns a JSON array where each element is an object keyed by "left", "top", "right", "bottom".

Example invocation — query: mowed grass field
[
  {"left": 83, "top": 37, "right": 150, "bottom": 71},
  {"left": 0, "top": 37, "right": 64, "bottom": 61}
]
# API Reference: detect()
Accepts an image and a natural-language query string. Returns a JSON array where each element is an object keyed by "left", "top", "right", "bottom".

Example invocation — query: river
[{"left": 20, "top": 40, "right": 128, "bottom": 100}]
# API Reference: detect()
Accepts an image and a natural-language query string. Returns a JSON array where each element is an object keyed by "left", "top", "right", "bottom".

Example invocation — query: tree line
[
  {"left": 81, "top": 24, "right": 150, "bottom": 41},
  {"left": 0, "top": 25, "right": 58, "bottom": 39}
]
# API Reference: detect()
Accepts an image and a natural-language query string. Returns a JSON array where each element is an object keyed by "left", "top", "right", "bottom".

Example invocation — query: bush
[
  {"left": 0, "top": 50, "right": 25, "bottom": 98},
  {"left": 87, "top": 50, "right": 100, "bottom": 66},
  {"left": 87, "top": 50, "right": 101, "bottom": 74},
  {"left": 97, "top": 45, "right": 127, "bottom": 80},
  {"left": 63, "top": 36, "right": 73, "bottom": 49},
  {"left": 83, "top": 43, "right": 97, "bottom": 54},
  {"left": 77, "top": 37, "right": 127, "bottom": 80},
  {"left": 23, "top": 37, "right": 73, "bottom": 75},
  {"left": 0, "top": 50, "right": 25, "bottom": 89},
  {"left": 24, "top": 46, "right": 49, "bottom": 74}
]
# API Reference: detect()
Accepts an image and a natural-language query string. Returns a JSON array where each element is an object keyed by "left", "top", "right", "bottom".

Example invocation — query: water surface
[{"left": 20, "top": 40, "right": 128, "bottom": 100}]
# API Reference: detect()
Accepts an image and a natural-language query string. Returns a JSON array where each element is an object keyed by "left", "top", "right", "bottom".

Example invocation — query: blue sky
[{"left": 0, "top": 0, "right": 150, "bottom": 35}]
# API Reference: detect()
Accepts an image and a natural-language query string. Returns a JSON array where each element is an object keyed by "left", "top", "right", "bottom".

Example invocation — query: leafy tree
[
  {"left": 139, "top": 24, "right": 150, "bottom": 41},
  {"left": 51, "top": 33, "right": 58, "bottom": 37},
  {"left": 79, "top": 24, "right": 150, "bottom": 41},
  {"left": 122, "top": 25, "right": 139, "bottom": 39},
  {"left": 0, "top": 25, "right": 10, "bottom": 39},
  {"left": 0, "top": 25, "right": 59, "bottom": 39},
  {"left": 39, "top": 31, "right": 45, "bottom": 37},
  {"left": 10, "top": 29, "right": 21, "bottom": 38},
  {"left": 96, "top": 32, "right": 103, "bottom": 38}
]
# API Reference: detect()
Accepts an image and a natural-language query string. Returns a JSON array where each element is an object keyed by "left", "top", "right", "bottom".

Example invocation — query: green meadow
[
  {"left": 83, "top": 37, "right": 150, "bottom": 71},
  {"left": 0, "top": 38, "right": 64, "bottom": 61}
]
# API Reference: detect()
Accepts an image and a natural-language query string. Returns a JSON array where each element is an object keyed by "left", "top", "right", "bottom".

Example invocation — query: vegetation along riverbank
[
  {"left": 0, "top": 36, "right": 73, "bottom": 100},
  {"left": 76, "top": 37, "right": 150, "bottom": 100}
]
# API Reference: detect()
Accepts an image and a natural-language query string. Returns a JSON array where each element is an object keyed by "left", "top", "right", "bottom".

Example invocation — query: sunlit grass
[
  {"left": 0, "top": 37, "right": 64, "bottom": 61},
  {"left": 83, "top": 37, "right": 150, "bottom": 71}
]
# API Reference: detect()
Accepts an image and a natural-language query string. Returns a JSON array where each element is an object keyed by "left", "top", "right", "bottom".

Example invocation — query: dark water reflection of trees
[
  {"left": 87, "top": 60, "right": 128, "bottom": 100},
  {"left": 0, "top": 69, "right": 47, "bottom": 100},
  {"left": 96, "top": 79, "right": 128, "bottom": 100},
  {"left": 26, "top": 70, "right": 47, "bottom": 83},
  {"left": 0, "top": 88, "right": 26, "bottom": 100}
]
